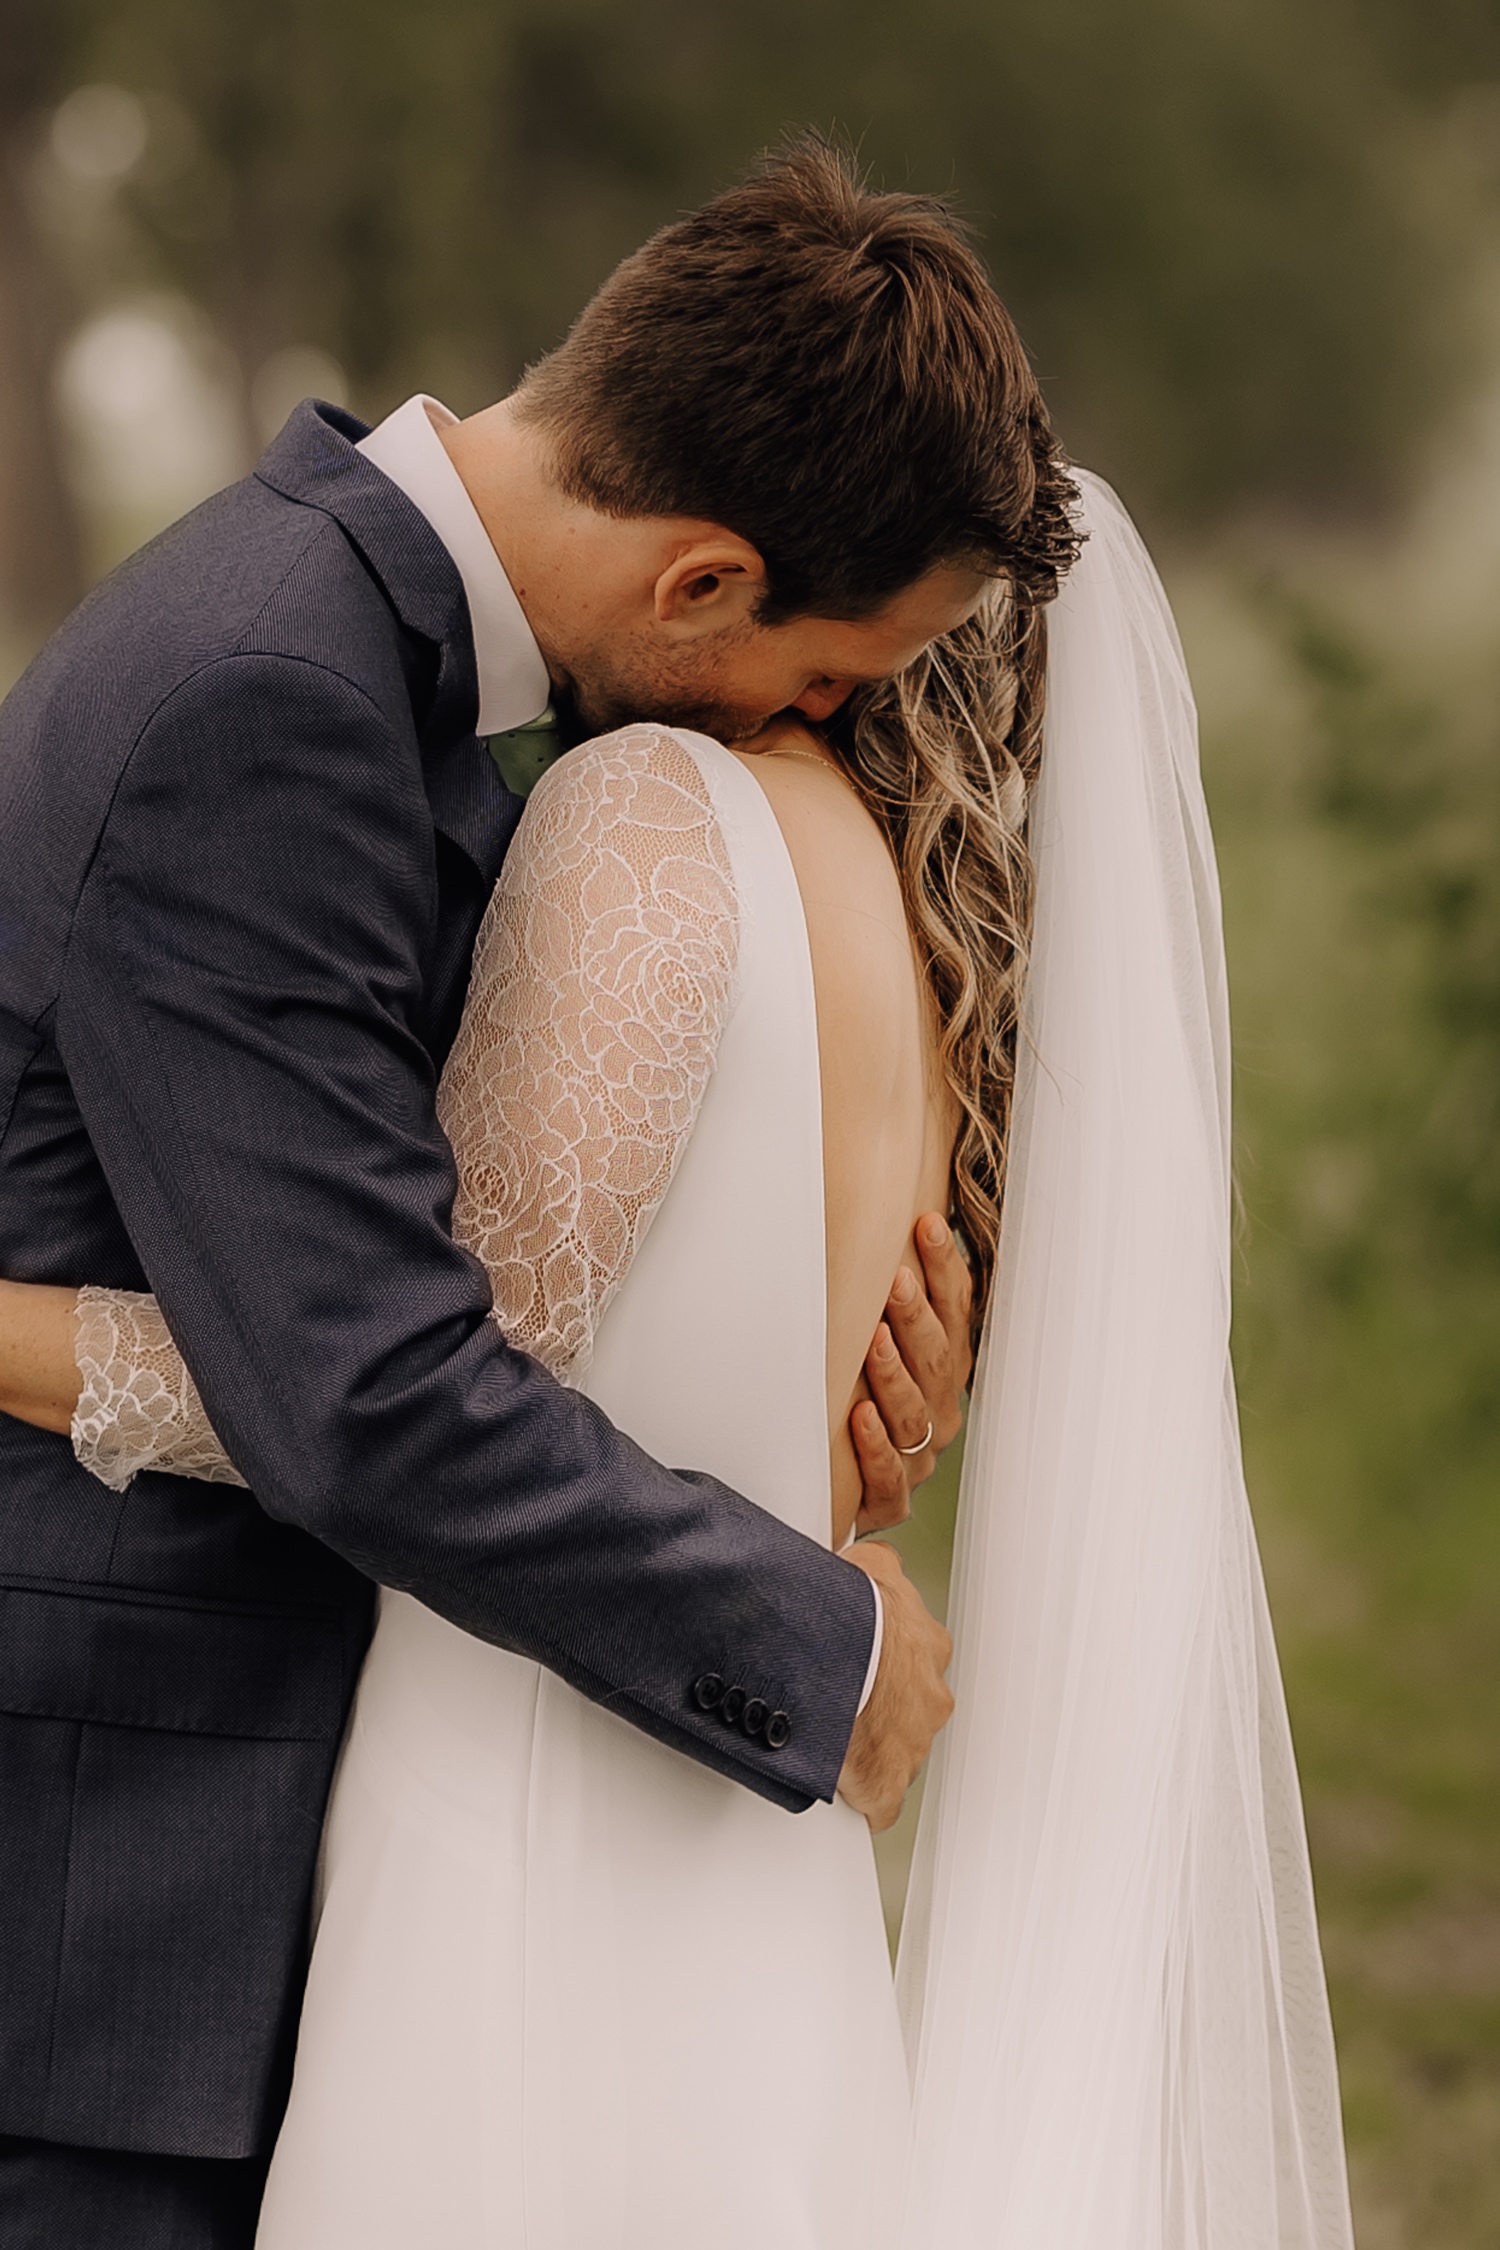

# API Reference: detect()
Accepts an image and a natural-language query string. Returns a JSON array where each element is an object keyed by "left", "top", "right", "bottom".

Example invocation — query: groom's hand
[
  {"left": 852, "top": 1214, "right": 972, "bottom": 1535},
  {"left": 837, "top": 1542, "right": 954, "bottom": 1831}
]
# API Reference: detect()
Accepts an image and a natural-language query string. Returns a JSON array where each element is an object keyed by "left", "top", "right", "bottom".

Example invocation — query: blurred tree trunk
[{"left": 0, "top": 0, "right": 85, "bottom": 659}]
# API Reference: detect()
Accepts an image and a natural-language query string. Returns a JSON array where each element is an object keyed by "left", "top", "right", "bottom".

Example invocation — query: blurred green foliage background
[{"left": 6, "top": 2, "right": 1500, "bottom": 2239}]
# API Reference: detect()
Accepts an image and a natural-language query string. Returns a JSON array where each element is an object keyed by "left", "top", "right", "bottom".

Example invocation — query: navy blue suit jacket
[{"left": 0, "top": 404, "right": 873, "bottom": 2160}]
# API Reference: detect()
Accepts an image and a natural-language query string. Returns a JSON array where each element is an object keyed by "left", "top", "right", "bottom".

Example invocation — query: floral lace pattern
[
  {"left": 72, "top": 1284, "right": 249, "bottom": 1491},
  {"left": 440, "top": 726, "right": 738, "bottom": 1379},
  {"left": 70, "top": 726, "right": 739, "bottom": 1487}
]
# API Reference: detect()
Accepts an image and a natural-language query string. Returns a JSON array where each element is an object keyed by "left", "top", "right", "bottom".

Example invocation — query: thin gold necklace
[{"left": 760, "top": 747, "right": 839, "bottom": 773}]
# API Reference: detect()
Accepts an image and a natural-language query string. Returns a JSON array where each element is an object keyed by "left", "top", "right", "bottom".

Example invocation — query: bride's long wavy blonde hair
[{"left": 826, "top": 551, "right": 1073, "bottom": 1346}]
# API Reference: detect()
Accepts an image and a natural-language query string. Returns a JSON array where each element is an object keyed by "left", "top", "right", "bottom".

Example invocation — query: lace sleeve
[
  {"left": 68, "top": 725, "right": 739, "bottom": 1489},
  {"left": 438, "top": 724, "right": 739, "bottom": 1380},
  {"left": 72, "top": 1283, "right": 248, "bottom": 1491}
]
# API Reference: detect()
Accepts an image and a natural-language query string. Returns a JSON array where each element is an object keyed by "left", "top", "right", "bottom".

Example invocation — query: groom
[{"left": 0, "top": 142, "right": 1068, "bottom": 2246}]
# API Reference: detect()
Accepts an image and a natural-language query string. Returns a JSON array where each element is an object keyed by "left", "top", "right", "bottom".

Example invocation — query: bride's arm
[
  {"left": 438, "top": 725, "right": 737, "bottom": 1380},
  {"left": 0, "top": 726, "right": 739, "bottom": 1492},
  {"left": 0, "top": 1279, "right": 251, "bottom": 1491},
  {"left": 0, "top": 1280, "right": 84, "bottom": 1436}
]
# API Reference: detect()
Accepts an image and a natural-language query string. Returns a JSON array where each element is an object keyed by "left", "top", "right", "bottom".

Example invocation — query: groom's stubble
[{"left": 555, "top": 610, "right": 792, "bottom": 745}]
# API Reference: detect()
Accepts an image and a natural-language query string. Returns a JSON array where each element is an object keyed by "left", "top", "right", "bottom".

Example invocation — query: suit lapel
[{"left": 254, "top": 402, "right": 522, "bottom": 889}]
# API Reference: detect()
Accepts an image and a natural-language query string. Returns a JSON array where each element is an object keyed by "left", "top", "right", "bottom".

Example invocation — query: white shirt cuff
[{"left": 855, "top": 1583, "right": 884, "bottom": 1716}]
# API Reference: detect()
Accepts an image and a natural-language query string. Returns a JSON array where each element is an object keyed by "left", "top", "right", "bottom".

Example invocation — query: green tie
[{"left": 483, "top": 703, "right": 567, "bottom": 798}]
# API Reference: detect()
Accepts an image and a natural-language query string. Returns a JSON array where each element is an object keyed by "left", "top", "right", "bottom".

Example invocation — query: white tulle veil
[{"left": 894, "top": 472, "right": 1356, "bottom": 2249}]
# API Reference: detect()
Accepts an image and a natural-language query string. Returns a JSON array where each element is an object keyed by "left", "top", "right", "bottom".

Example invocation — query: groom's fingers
[
  {"left": 877, "top": 1263, "right": 963, "bottom": 1455},
  {"left": 913, "top": 1214, "right": 974, "bottom": 1397},
  {"left": 861, "top": 1324, "right": 935, "bottom": 1483},
  {"left": 853, "top": 1226, "right": 971, "bottom": 1527},
  {"left": 837, "top": 1542, "right": 954, "bottom": 1831},
  {"left": 851, "top": 1396, "right": 914, "bottom": 1534}
]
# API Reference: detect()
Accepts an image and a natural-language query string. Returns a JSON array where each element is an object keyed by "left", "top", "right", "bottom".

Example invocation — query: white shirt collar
[{"left": 357, "top": 394, "right": 551, "bottom": 737}]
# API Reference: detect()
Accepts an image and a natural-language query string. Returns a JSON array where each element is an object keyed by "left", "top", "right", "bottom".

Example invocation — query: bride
[{"left": 0, "top": 473, "right": 1355, "bottom": 2247}]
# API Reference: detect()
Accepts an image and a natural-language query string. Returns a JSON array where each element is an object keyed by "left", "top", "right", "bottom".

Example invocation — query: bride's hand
[
  {"left": 0, "top": 1279, "right": 85, "bottom": 1436},
  {"left": 851, "top": 1215, "right": 971, "bottom": 1534}
]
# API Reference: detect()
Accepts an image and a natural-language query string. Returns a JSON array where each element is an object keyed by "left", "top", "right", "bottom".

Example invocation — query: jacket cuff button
[
  {"left": 764, "top": 1710, "right": 792, "bottom": 1750},
  {"left": 720, "top": 1685, "right": 747, "bottom": 1727},
  {"left": 742, "top": 1696, "right": 769, "bottom": 1737},
  {"left": 692, "top": 1673, "right": 725, "bottom": 1712}
]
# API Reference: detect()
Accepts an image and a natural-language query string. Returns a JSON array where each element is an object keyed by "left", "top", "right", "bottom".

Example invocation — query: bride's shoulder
[
  {"left": 501, "top": 727, "right": 740, "bottom": 919},
  {"left": 727, "top": 728, "right": 900, "bottom": 900},
  {"left": 527, "top": 724, "right": 727, "bottom": 829}
]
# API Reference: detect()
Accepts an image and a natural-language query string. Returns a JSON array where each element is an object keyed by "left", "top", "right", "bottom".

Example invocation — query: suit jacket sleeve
[{"left": 55, "top": 653, "right": 876, "bottom": 1811}]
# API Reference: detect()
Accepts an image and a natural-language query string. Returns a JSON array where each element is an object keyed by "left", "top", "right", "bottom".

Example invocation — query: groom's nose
[{"left": 789, "top": 677, "right": 856, "bottom": 722}]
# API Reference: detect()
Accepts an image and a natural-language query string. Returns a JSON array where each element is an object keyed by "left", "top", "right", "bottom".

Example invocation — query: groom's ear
[{"left": 652, "top": 533, "right": 767, "bottom": 638}]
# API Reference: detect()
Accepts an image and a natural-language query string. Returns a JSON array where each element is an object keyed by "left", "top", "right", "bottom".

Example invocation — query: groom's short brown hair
[{"left": 514, "top": 138, "right": 1077, "bottom": 623}]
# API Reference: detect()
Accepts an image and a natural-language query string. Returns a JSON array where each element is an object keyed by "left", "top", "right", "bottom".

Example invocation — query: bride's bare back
[{"left": 733, "top": 736, "right": 957, "bottom": 1550}]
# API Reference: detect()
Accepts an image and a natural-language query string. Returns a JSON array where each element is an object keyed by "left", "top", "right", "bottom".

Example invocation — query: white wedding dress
[
  {"left": 68, "top": 476, "right": 1357, "bottom": 2249},
  {"left": 73, "top": 725, "right": 913, "bottom": 2250}
]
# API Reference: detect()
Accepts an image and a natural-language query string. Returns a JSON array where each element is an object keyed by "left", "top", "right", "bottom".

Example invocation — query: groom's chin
[{"left": 567, "top": 684, "right": 767, "bottom": 748}]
